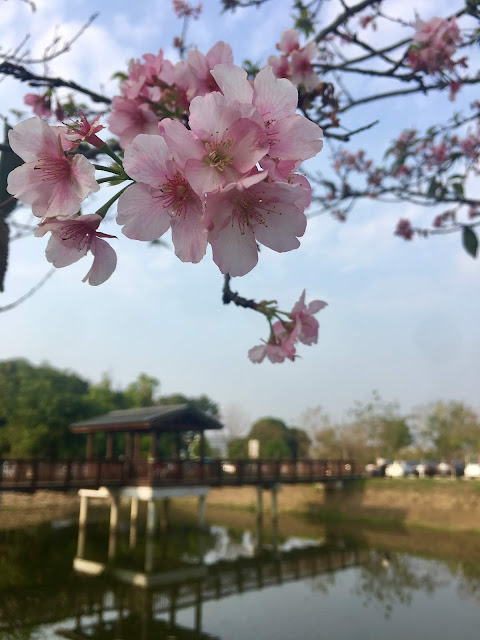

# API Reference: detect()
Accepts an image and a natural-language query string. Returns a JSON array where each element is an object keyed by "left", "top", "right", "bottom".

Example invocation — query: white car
[
  {"left": 385, "top": 461, "right": 417, "bottom": 478},
  {"left": 464, "top": 463, "right": 480, "bottom": 479}
]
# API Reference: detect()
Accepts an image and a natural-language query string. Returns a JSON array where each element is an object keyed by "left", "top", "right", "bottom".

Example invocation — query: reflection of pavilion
[{"left": 66, "top": 531, "right": 366, "bottom": 640}]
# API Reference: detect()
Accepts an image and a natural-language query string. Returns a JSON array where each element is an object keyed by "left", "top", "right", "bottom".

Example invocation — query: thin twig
[{"left": 0, "top": 268, "right": 55, "bottom": 313}]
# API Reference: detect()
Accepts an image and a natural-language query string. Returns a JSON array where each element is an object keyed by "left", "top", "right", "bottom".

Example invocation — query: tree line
[
  {"left": 0, "top": 359, "right": 218, "bottom": 459},
  {"left": 1, "top": 359, "right": 478, "bottom": 465}
]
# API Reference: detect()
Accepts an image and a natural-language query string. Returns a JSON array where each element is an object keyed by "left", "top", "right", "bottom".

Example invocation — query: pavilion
[{"left": 70, "top": 404, "right": 223, "bottom": 461}]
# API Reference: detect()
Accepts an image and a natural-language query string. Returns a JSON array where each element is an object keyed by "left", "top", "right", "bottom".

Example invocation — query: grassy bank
[
  {"left": 193, "top": 478, "right": 480, "bottom": 533},
  {"left": 2, "top": 477, "right": 480, "bottom": 533}
]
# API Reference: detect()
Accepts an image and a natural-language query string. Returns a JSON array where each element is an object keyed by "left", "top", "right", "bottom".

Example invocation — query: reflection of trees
[
  {"left": 353, "top": 551, "right": 450, "bottom": 618},
  {"left": 456, "top": 561, "right": 480, "bottom": 604}
]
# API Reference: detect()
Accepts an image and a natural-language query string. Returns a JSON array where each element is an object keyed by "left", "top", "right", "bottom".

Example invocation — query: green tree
[
  {"left": 0, "top": 359, "right": 92, "bottom": 458},
  {"left": 419, "top": 401, "right": 480, "bottom": 460},
  {"left": 124, "top": 373, "right": 160, "bottom": 407},
  {"left": 158, "top": 392, "right": 219, "bottom": 417},
  {"left": 227, "top": 437, "right": 248, "bottom": 459}
]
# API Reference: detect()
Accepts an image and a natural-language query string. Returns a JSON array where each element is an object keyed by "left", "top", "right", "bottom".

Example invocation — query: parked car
[
  {"left": 464, "top": 463, "right": 480, "bottom": 479},
  {"left": 385, "top": 461, "right": 418, "bottom": 478},
  {"left": 415, "top": 461, "right": 438, "bottom": 477}
]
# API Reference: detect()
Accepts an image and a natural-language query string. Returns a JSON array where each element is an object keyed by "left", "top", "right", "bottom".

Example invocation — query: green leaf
[
  {"left": 0, "top": 218, "right": 9, "bottom": 292},
  {"left": 427, "top": 177, "right": 438, "bottom": 198},
  {"left": 0, "top": 123, "right": 22, "bottom": 220},
  {"left": 462, "top": 226, "right": 478, "bottom": 258},
  {"left": 452, "top": 182, "right": 464, "bottom": 197}
]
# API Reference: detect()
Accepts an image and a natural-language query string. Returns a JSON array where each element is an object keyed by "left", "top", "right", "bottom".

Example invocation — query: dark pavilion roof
[{"left": 70, "top": 404, "right": 223, "bottom": 434}]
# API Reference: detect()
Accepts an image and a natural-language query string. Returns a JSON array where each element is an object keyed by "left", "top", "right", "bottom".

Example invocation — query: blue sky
[{"left": 0, "top": 0, "right": 478, "bottom": 431}]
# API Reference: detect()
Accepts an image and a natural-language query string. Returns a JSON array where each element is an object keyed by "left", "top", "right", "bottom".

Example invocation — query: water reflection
[{"left": 1, "top": 513, "right": 480, "bottom": 639}]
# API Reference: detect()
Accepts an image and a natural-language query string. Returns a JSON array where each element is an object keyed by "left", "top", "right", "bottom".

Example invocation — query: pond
[{"left": 1, "top": 503, "right": 480, "bottom": 640}]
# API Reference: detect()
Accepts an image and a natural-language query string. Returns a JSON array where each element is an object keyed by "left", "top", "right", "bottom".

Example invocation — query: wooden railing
[{"left": 0, "top": 457, "right": 358, "bottom": 491}]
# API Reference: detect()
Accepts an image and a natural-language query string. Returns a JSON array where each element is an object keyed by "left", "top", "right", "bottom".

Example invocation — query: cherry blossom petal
[
  {"left": 8, "top": 117, "right": 61, "bottom": 162},
  {"left": 171, "top": 206, "right": 208, "bottom": 263},
  {"left": 210, "top": 64, "right": 253, "bottom": 103},
  {"left": 45, "top": 233, "right": 89, "bottom": 267},
  {"left": 159, "top": 118, "right": 204, "bottom": 168},
  {"left": 123, "top": 134, "right": 174, "bottom": 187},
  {"left": 271, "top": 114, "right": 323, "bottom": 161},
  {"left": 210, "top": 223, "right": 258, "bottom": 276},
  {"left": 253, "top": 66, "right": 298, "bottom": 121},
  {"left": 117, "top": 183, "right": 171, "bottom": 241},
  {"left": 83, "top": 237, "right": 117, "bottom": 286}
]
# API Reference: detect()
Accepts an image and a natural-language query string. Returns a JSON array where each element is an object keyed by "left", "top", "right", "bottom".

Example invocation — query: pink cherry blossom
[
  {"left": 161, "top": 92, "right": 269, "bottom": 196},
  {"left": 205, "top": 177, "right": 308, "bottom": 276},
  {"left": 289, "top": 42, "right": 319, "bottom": 91},
  {"left": 211, "top": 64, "right": 323, "bottom": 163},
  {"left": 395, "top": 218, "right": 414, "bottom": 240},
  {"left": 24, "top": 93, "right": 52, "bottom": 118},
  {"left": 175, "top": 41, "right": 233, "bottom": 100},
  {"left": 34, "top": 214, "right": 117, "bottom": 285},
  {"left": 64, "top": 111, "right": 105, "bottom": 149},
  {"left": 408, "top": 17, "right": 461, "bottom": 74},
  {"left": 249, "top": 290, "right": 326, "bottom": 363},
  {"left": 7, "top": 117, "right": 99, "bottom": 219},
  {"left": 117, "top": 134, "right": 207, "bottom": 263},
  {"left": 173, "top": 0, "right": 202, "bottom": 19},
  {"left": 277, "top": 29, "right": 300, "bottom": 55},
  {"left": 290, "top": 290, "right": 327, "bottom": 345},
  {"left": 108, "top": 97, "right": 160, "bottom": 148}
]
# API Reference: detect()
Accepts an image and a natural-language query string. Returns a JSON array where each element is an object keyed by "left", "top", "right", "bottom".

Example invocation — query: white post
[
  {"left": 108, "top": 496, "right": 119, "bottom": 560},
  {"left": 129, "top": 497, "right": 139, "bottom": 549},
  {"left": 146, "top": 499, "right": 157, "bottom": 537},
  {"left": 77, "top": 494, "right": 89, "bottom": 558}
]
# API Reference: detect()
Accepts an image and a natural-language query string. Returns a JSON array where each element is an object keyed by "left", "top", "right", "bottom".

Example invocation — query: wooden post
[
  {"left": 106, "top": 433, "right": 114, "bottom": 460},
  {"left": 149, "top": 430, "right": 157, "bottom": 460},
  {"left": 86, "top": 433, "right": 94, "bottom": 460},
  {"left": 125, "top": 433, "right": 133, "bottom": 459},
  {"left": 133, "top": 433, "right": 141, "bottom": 460}
]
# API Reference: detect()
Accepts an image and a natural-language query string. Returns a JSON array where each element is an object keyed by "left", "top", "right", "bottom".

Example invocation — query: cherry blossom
[
  {"left": 108, "top": 97, "right": 160, "bottom": 148},
  {"left": 249, "top": 290, "right": 326, "bottom": 363},
  {"left": 161, "top": 92, "right": 269, "bottom": 196},
  {"left": 64, "top": 111, "right": 105, "bottom": 149},
  {"left": 34, "top": 214, "right": 117, "bottom": 286},
  {"left": 24, "top": 93, "right": 52, "bottom": 118},
  {"left": 117, "top": 134, "right": 207, "bottom": 263},
  {"left": 7, "top": 117, "right": 99, "bottom": 219},
  {"left": 205, "top": 177, "right": 308, "bottom": 276}
]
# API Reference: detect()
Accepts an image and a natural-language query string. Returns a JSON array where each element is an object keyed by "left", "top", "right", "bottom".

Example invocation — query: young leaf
[{"left": 462, "top": 226, "right": 478, "bottom": 258}]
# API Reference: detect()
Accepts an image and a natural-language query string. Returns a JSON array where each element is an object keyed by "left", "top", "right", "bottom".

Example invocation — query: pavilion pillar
[
  {"left": 86, "top": 433, "right": 93, "bottom": 460},
  {"left": 125, "top": 433, "right": 133, "bottom": 459},
  {"left": 175, "top": 432, "right": 182, "bottom": 459},
  {"left": 133, "top": 433, "right": 141, "bottom": 460},
  {"left": 199, "top": 430, "right": 206, "bottom": 460},
  {"left": 106, "top": 433, "right": 114, "bottom": 460},
  {"left": 149, "top": 430, "right": 158, "bottom": 460}
]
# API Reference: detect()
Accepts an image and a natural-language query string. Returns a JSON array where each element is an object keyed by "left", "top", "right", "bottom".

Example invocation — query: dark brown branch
[
  {"left": 0, "top": 61, "right": 111, "bottom": 104},
  {"left": 314, "top": 0, "right": 379, "bottom": 44},
  {"left": 222, "top": 274, "right": 261, "bottom": 310}
]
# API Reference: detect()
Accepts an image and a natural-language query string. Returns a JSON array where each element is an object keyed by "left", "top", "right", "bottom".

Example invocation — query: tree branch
[{"left": 0, "top": 61, "right": 111, "bottom": 104}]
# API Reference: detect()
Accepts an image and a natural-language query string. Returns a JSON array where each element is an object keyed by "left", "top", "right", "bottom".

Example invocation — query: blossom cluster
[
  {"left": 108, "top": 41, "right": 234, "bottom": 148},
  {"left": 249, "top": 291, "right": 327, "bottom": 364},
  {"left": 7, "top": 61, "right": 323, "bottom": 345},
  {"left": 116, "top": 63, "right": 323, "bottom": 276},
  {"left": 407, "top": 17, "right": 463, "bottom": 75},
  {"left": 267, "top": 29, "right": 319, "bottom": 91}
]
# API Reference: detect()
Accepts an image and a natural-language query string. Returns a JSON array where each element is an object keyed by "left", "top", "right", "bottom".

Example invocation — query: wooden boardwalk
[{"left": 0, "top": 458, "right": 358, "bottom": 492}]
